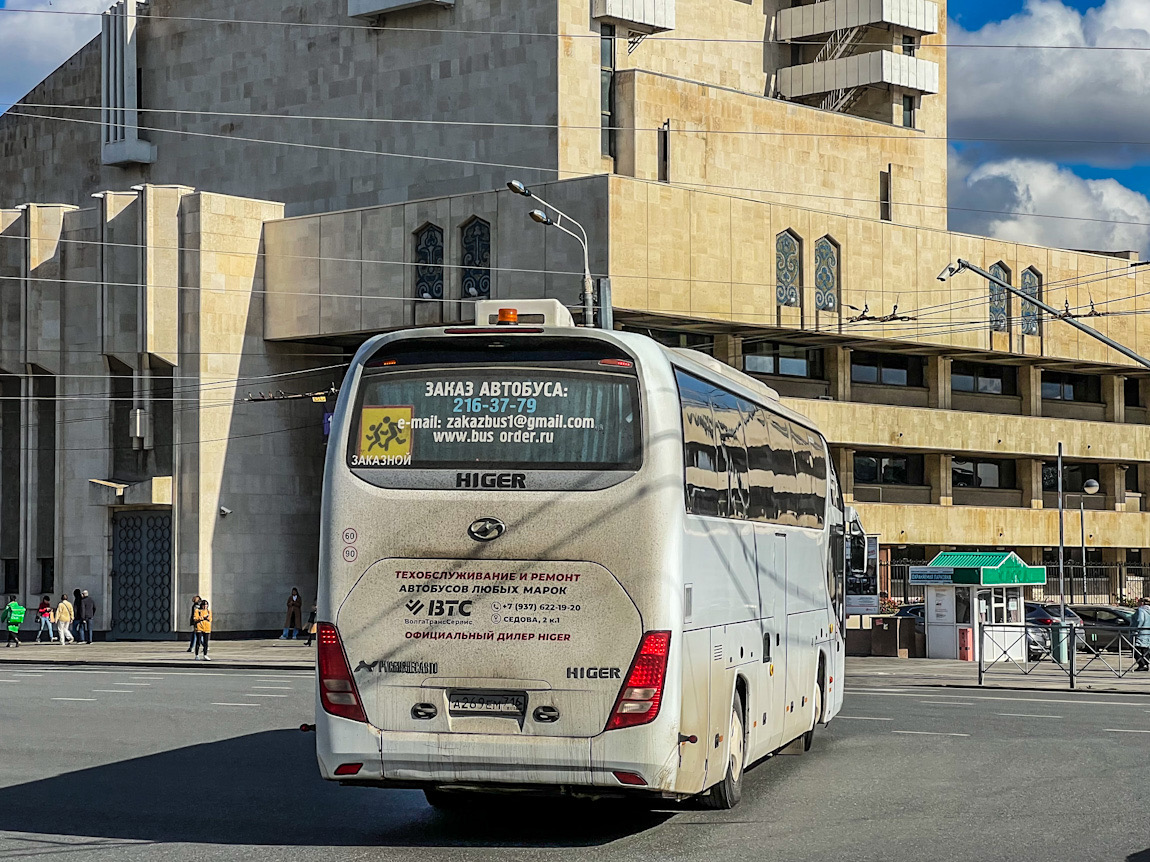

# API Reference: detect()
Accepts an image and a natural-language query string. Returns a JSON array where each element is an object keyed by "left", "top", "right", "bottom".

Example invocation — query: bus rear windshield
[{"left": 350, "top": 367, "right": 641, "bottom": 471}]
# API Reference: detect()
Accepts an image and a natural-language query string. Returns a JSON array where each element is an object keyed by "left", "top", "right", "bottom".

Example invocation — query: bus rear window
[{"left": 349, "top": 368, "right": 641, "bottom": 471}]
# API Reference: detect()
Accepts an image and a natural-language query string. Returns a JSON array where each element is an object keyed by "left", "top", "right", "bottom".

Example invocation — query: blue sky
[{"left": 952, "top": 0, "right": 1104, "bottom": 29}]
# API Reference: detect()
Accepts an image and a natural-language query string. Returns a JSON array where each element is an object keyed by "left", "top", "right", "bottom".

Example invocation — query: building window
[
  {"left": 743, "top": 342, "right": 824, "bottom": 379},
  {"left": 460, "top": 218, "right": 491, "bottom": 298},
  {"left": 879, "top": 168, "right": 892, "bottom": 221},
  {"left": 854, "top": 452, "right": 925, "bottom": 486},
  {"left": 39, "top": 558, "right": 54, "bottom": 594},
  {"left": 851, "top": 351, "right": 924, "bottom": 387},
  {"left": 1021, "top": 268, "right": 1041, "bottom": 336},
  {"left": 1126, "top": 378, "right": 1143, "bottom": 408},
  {"left": 1042, "top": 370, "right": 1101, "bottom": 403},
  {"left": 989, "top": 262, "right": 1010, "bottom": 333},
  {"left": 657, "top": 119, "right": 670, "bottom": 183},
  {"left": 951, "top": 361, "right": 1017, "bottom": 396},
  {"left": 953, "top": 458, "right": 1016, "bottom": 489},
  {"left": 775, "top": 230, "right": 801, "bottom": 308},
  {"left": 814, "top": 236, "right": 840, "bottom": 314},
  {"left": 902, "top": 35, "right": 917, "bottom": 57},
  {"left": 902, "top": 95, "right": 916, "bottom": 129},
  {"left": 2, "top": 559, "right": 17, "bottom": 595},
  {"left": 414, "top": 223, "right": 444, "bottom": 300},
  {"left": 601, "top": 25, "right": 616, "bottom": 158},
  {"left": 1042, "top": 461, "right": 1100, "bottom": 493},
  {"left": 1126, "top": 466, "right": 1138, "bottom": 493}
]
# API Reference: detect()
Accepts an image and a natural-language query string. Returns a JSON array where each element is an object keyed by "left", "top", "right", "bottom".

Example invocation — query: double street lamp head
[{"left": 528, "top": 208, "right": 553, "bottom": 226}]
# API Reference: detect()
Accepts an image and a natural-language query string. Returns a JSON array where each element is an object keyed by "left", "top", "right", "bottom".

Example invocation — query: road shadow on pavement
[{"left": 0, "top": 729, "right": 670, "bottom": 847}]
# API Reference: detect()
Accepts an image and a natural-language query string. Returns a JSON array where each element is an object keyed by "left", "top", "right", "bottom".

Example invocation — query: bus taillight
[
  {"left": 317, "top": 623, "right": 368, "bottom": 724},
  {"left": 605, "top": 631, "right": 671, "bottom": 731}
]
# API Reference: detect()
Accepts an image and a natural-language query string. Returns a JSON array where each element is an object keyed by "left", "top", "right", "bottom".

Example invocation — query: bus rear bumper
[{"left": 316, "top": 715, "right": 676, "bottom": 792}]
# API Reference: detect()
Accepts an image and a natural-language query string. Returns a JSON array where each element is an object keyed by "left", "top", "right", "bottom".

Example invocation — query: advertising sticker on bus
[{"left": 357, "top": 406, "right": 413, "bottom": 465}]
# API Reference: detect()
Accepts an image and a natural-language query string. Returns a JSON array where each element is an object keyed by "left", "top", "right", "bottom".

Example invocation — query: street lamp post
[
  {"left": 506, "top": 180, "right": 597, "bottom": 327},
  {"left": 1077, "top": 478, "right": 1100, "bottom": 604}
]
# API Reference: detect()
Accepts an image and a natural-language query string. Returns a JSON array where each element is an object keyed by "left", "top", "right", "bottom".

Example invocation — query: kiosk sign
[{"left": 910, "top": 566, "right": 956, "bottom": 585}]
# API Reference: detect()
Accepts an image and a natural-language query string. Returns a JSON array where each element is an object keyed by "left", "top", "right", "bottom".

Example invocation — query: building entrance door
[{"left": 111, "top": 510, "right": 173, "bottom": 638}]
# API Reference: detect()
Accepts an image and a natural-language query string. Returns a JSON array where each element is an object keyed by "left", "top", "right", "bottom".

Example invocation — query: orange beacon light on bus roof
[{"left": 496, "top": 308, "right": 519, "bottom": 325}]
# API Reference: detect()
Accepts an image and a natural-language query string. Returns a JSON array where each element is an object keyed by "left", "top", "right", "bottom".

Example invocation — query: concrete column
[
  {"left": 1019, "top": 459, "right": 1044, "bottom": 509},
  {"left": 713, "top": 334, "right": 740, "bottom": 368},
  {"left": 834, "top": 447, "right": 854, "bottom": 503},
  {"left": 928, "top": 453, "right": 952, "bottom": 506},
  {"left": 926, "top": 355, "right": 951, "bottom": 409},
  {"left": 826, "top": 346, "right": 851, "bottom": 402},
  {"left": 1102, "top": 462, "right": 1125, "bottom": 512},
  {"left": 1019, "top": 365, "right": 1042, "bottom": 417},
  {"left": 1103, "top": 375, "right": 1125, "bottom": 423}
]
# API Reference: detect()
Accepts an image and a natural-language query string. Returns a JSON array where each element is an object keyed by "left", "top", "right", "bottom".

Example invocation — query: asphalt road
[{"left": 1, "top": 665, "right": 1148, "bottom": 862}]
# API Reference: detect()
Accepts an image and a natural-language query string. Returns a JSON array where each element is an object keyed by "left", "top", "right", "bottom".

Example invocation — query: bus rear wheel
[
  {"left": 700, "top": 692, "right": 745, "bottom": 810},
  {"left": 803, "top": 679, "right": 822, "bottom": 752}
]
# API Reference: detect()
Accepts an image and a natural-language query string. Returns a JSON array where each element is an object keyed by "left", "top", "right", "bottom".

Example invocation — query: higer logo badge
[{"left": 467, "top": 517, "right": 506, "bottom": 542}]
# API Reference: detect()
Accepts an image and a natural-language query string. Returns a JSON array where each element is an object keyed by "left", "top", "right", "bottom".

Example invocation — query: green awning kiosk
[{"left": 910, "top": 552, "right": 1046, "bottom": 661}]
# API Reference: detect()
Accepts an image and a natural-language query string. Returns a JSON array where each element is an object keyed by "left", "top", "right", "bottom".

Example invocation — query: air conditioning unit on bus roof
[{"left": 473, "top": 299, "right": 575, "bottom": 328}]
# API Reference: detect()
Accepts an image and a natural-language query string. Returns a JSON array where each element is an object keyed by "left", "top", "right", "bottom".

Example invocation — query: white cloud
[
  {"left": 949, "top": 0, "right": 1150, "bottom": 167},
  {"left": 949, "top": 149, "right": 1150, "bottom": 255},
  {"left": 0, "top": 0, "right": 111, "bottom": 111}
]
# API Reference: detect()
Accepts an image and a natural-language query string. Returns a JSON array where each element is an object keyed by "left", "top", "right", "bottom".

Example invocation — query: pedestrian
[
  {"left": 193, "top": 598, "right": 212, "bottom": 661},
  {"left": 2, "top": 596, "right": 25, "bottom": 647},
  {"left": 282, "top": 588, "right": 302, "bottom": 639},
  {"left": 1133, "top": 597, "right": 1150, "bottom": 672},
  {"left": 77, "top": 590, "right": 96, "bottom": 644},
  {"left": 185, "top": 594, "right": 201, "bottom": 653},
  {"left": 55, "top": 595, "right": 75, "bottom": 645},
  {"left": 304, "top": 602, "right": 317, "bottom": 647},
  {"left": 36, "top": 595, "right": 55, "bottom": 643}
]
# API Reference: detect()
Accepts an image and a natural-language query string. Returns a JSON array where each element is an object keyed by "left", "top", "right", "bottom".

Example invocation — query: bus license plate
[{"left": 447, "top": 691, "right": 527, "bottom": 717}]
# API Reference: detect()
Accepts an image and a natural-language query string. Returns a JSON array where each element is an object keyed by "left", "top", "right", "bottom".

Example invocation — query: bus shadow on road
[{"left": 0, "top": 729, "right": 671, "bottom": 847}]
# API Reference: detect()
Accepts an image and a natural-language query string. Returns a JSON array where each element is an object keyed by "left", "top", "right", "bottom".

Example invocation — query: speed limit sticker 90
[{"left": 343, "top": 546, "right": 358, "bottom": 563}]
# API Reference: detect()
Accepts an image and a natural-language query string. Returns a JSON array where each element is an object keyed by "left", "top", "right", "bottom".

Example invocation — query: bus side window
[
  {"left": 769, "top": 418, "right": 800, "bottom": 526},
  {"left": 790, "top": 423, "right": 828, "bottom": 529},
  {"left": 740, "top": 401, "right": 775, "bottom": 522},
  {"left": 675, "top": 370, "right": 724, "bottom": 517},
  {"left": 711, "top": 390, "right": 749, "bottom": 520}
]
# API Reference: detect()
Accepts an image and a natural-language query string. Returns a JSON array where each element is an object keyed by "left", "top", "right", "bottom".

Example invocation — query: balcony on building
[
  {"left": 776, "top": 0, "right": 939, "bottom": 43},
  {"left": 776, "top": 50, "right": 938, "bottom": 103},
  {"left": 592, "top": 0, "right": 674, "bottom": 34}
]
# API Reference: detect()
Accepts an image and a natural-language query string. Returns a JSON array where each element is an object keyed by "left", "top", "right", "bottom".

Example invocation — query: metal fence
[
  {"left": 884, "top": 560, "right": 1150, "bottom": 607},
  {"left": 977, "top": 621, "right": 1150, "bottom": 689}
]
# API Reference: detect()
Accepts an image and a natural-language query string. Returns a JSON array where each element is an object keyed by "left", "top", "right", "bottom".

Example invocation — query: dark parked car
[
  {"left": 1070, "top": 604, "right": 1135, "bottom": 652},
  {"left": 894, "top": 603, "right": 925, "bottom": 634}
]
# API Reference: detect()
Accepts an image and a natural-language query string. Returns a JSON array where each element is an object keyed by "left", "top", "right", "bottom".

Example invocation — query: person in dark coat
[
  {"left": 186, "top": 595, "right": 201, "bottom": 652},
  {"left": 282, "top": 588, "right": 302, "bottom": 639},
  {"left": 78, "top": 590, "right": 96, "bottom": 644}
]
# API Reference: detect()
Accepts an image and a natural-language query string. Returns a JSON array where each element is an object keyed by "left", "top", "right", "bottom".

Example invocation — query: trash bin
[{"left": 1051, "top": 623, "right": 1073, "bottom": 664}]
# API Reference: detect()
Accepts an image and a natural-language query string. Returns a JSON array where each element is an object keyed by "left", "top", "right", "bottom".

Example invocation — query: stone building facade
[{"left": 0, "top": 0, "right": 1146, "bottom": 634}]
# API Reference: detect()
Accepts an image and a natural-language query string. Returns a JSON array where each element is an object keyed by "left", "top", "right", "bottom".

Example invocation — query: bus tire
[
  {"left": 700, "top": 692, "right": 745, "bottom": 810},
  {"left": 803, "top": 678, "right": 822, "bottom": 752}
]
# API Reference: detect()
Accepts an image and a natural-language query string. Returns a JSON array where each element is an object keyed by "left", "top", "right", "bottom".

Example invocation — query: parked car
[
  {"left": 1023, "top": 602, "right": 1075, "bottom": 659},
  {"left": 1070, "top": 604, "right": 1135, "bottom": 652},
  {"left": 894, "top": 603, "right": 925, "bottom": 634}
]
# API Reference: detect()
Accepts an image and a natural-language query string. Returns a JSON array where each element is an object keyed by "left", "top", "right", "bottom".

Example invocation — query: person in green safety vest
[{"left": 2, "top": 596, "right": 25, "bottom": 648}]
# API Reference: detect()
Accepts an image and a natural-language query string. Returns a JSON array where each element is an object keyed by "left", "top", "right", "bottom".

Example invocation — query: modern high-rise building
[{"left": 0, "top": 0, "right": 1146, "bottom": 634}]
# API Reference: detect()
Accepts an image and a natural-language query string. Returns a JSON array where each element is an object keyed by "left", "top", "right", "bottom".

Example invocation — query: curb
[
  {"left": 848, "top": 679, "right": 1150, "bottom": 697},
  {"left": 0, "top": 657, "right": 312, "bottom": 671}
]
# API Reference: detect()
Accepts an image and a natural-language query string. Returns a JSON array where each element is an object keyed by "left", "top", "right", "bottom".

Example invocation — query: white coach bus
[{"left": 314, "top": 300, "right": 846, "bottom": 810}]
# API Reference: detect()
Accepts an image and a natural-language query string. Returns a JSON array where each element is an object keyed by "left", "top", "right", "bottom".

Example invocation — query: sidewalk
[
  {"left": 848, "top": 655, "right": 1150, "bottom": 695},
  {"left": 0, "top": 638, "right": 315, "bottom": 670}
]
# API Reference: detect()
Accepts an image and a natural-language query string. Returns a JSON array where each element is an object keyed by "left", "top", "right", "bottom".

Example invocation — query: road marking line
[
  {"left": 0, "top": 679, "right": 20, "bottom": 683},
  {"left": 92, "top": 689, "right": 133, "bottom": 693},
  {"left": 211, "top": 702, "right": 261, "bottom": 707},
  {"left": 920, "top": 701, "right": 974, "bottom": 706},
  {"left": 1106, "top": 728, "right": 1150, "bottom": 734},
  {"left": 251, "top": 686, "right": 293, "bottom": 690},
  {"left": 51, "top": 697, "right": 97, "bottom": 702},
  {"left": 836, "top": 716, "right": 894, "bottom": 721},
  {"left": 130, "top": 676, "right": 165, "bottom": 680},
  {"left": 854, "top": 691, "right": 1145, "bottom": 707},
  {"left": 248, "top": 694, "right": 288, "bottom": 698},
  {"left": 997, "top": 713, "right": 1062, "bottom": 719},
  {"left": 118, "top": 683, "right": 152, "bottom": 686},
  {"left": 892, "top": 730, "right": 970, "bottom": 737}
]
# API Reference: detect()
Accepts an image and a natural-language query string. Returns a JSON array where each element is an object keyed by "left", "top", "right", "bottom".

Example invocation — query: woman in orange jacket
[{"left": 193, "top": 599, "right": 212, "bottom": 661}]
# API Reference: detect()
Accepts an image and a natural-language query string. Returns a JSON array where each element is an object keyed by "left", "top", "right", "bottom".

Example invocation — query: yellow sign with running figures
[{"left": 358, "top": 406, "right": 413, "bottom": 461}]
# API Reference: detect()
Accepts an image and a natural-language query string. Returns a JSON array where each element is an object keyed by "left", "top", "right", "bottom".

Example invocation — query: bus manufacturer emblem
[{"left": 467, "top": 517, "right": 506, "bottom": 542}]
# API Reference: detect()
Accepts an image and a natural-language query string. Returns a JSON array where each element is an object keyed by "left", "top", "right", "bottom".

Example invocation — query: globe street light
[
  {"left": 1078, "top": 478, "right": 1100, "bottom": 604},
  {"left": 507, "top": 180, "right": 596, "bottom": 327}
]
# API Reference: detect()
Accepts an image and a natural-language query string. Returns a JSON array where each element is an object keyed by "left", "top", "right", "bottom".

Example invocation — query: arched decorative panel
[
  {"left": 776, "top": 230, "right": 801, "bottom": 308},
  {"left": 989, "top": 262, "right": 1010, "bottom": 332},
  {"left": 814, "top": 236, "right": 839, "bottom": 313},
  {"left": 461, "top": 218, "right": 491, "bottom": 298},
  {"left": 413, "top": 223, "right": 444, "bottom": 300},
  {"left": 1021, "top": 268, "right": 1041, "bottom": 336}
]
